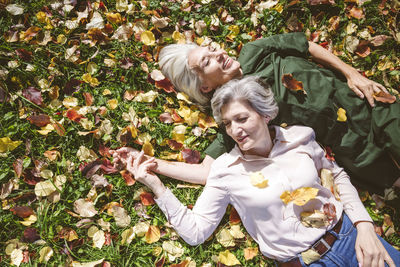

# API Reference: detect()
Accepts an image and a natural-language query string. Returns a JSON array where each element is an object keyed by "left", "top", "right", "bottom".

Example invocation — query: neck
[{"left": 243, "top": 127, "right": 274, "bottom": 158}]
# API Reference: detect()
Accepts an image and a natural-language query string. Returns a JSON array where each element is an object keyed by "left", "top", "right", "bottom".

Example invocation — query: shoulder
[
  {"left": 277, "top": 125, "right": 315, "bottom": 144},
  {"left": 208, "top": 151, "right": 238, "bottom": 180}
]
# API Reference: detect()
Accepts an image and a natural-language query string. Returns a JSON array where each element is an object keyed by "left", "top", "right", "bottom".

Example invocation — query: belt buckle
[{"left": 311, "top": 237, "right": 331, "bottom": 257}]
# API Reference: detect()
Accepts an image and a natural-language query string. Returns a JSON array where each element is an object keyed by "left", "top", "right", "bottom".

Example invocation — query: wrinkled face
[
  {"left": 221, "top": 99, "right": 270, "bottom": 157},
  {"left": 188, "top": 46, "right": 242, "bottom": 92}
]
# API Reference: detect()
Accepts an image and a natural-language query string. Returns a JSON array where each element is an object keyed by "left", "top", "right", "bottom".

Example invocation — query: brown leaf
[
  {"left": 64, "top": 79, "right": 82, "bottom": 95},
  {"left": 370, "top": 35, "right": 390, "bottom": 46},
  {"left": 23, "top": 170, "right": 41, "bottom": 185},
  {"left": 13, "top": 158, "right": 23, "bottom": 178},
  {"left": 229, "top": 207, "right": 241, "bottom": 225},
  {"left": 355, "top": 40, "right": 370, "bottom": 58},
  {"left": 120, "top": 170, "right": 135, "bottom": 186},
  {"left": 287, "top": 14, "right": 303, "bottom": 32},
  {"left": 282, "top": 74, "right": 306, "bottom": 94},
  {"left": 323, "top": 203, "right": 337, "bottom": 220},
  {"left": 44, "top": 150, "right": 60, "bottom": 161},
  {"left": 155, "top": 78, "right": 175, "bottom": 93},
  {"left": 66, "top": 109, "right": 84, "bottom": 122},
  {"left": 22, "top": 26, "right": 41, "bottom": 42},
  {"left": 159, "top": 112, "right": 173, "bottom": 124},
  {"left": 168, "top": 140, "right": 183, "bottom": 151},
  {"left": 83, "top": 92, "right": 93, "bottom": 106},
  {"left": 23, "top": 228, "right": 40, "bottom": 243},
  {"left": 22, "top": 87, "right": 43, "bottom": 105},
  {"left": 140, "top": 192, "right": 155, "bottom": 206},
  {"left": 87, "top": 28, "right": 110, "bottom": 46},
  {"left": 16, "top": 49, "right": 33, "bottom": 61},
  {"left": 27, "top": 114, "right": 51, "bottom": 127},
  {"left": 120, "top": 57, "right": 134, "bottom": 70},
  {"left": 10, "top": 206, "right": 34, "bottom": 218},
  {"left": 328, "top": 16, "right": 340, "bottom": 32},
  {"left": 52, "top": 122, "right": 66, "bottom": 136},
  {"left": 155, "top": 257, "right": 165, "bottom": 267},
  {"left": 348, "top": 6, "right": 364, "bottom": 19},
  {"left": 180, "top": 148, "right": 201, "bottom": 164},
  {"left": 170, "top": 260, "right": 190, "bottom": 267},
  {"left": 373, "top": 91, "right": 396, "bottom": 104}
]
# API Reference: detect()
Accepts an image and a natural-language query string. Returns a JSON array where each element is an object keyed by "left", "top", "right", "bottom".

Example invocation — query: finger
[
  {"left": 355, "top": 246, "right": 364, "bottom": 267},
  {"left": 351, "top": 87, "right": 365, "bottom": 99},
  {"left": 376, "top": 83, "right": 389, "bottom": 94},
  {"left": 133, "top": 151, "right": 144, "bottom": 169},
  {"left": 364, "top": 89, "right": 375, "bottom": 107},
  {"left": 384, "top": 253, "right": 396, "bottom": 267}
]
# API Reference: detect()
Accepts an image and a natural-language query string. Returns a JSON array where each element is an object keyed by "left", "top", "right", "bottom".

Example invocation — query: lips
[
  {"left": 236, "top": 135, "right": 248, "bottom": 143},
  {"left": 223, "top": 56, "right": 231, "bottom": 69}
]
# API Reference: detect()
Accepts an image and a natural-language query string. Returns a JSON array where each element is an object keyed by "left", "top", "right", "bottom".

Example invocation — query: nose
[
  {"left": 213, "top": 49, "right": 226, "bottom": 61},
  {"left": 230, "top": 121, "right": 243, "bottom": 138}
]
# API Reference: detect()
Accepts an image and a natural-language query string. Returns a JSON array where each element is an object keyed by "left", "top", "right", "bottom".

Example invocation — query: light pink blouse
[{"left": 155, "top": 125, "right": 372, "bottom": 261}]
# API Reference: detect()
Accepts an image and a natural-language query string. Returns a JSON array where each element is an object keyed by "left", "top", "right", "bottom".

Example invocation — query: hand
[
  {"left": 126, "top": 151, "right": 166, "bottom": 197},
  {"left": 347, "top": 72, "right": 388, "bottom": 107},
  {"left": 355, "top": 222, "right": 395, "bottom": 267},
  {"left": 110, "top": 147, "right": 140, "bottom": 167}
]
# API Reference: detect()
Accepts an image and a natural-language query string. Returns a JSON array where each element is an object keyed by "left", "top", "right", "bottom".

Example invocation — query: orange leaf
[
  {"left": 155, "top": 78, "right": 175, "bottom": 93},
  {"left": 373, "top": 91, "right": 396, "bottom": 104},
  {"left": 120, "top": 170, "right": 135, "bottom": 186},
  {"left": 13, "top": 158, "right": 23, "bottom": 178},
  {"left": 280, "top": 187, "right": 319, "bottom": 206},
  {"left": 66, "top": 109, "right": 84, "bottom": 122},
  {"left": 140, "top": 192, "right": 155, "bottom": 206},
  {"left": 348, "top": 6, "right": 364, "bottom": 19},
  {"left": 170, "top": 260, "right": 190, "bottom": 267},
  {"left": 168, "top": 140, "right": 183, "bottom": 151},
  {"left": 243, "top": 247, "right": 259, "bottom": 260},
  {"left": 229, "top": 207, "right": 241, "bottom": 225},
  {"left": 44, "top": 150, "right": 60, "bottom": 161},
  {"left": 83, "top": 92, "right": 93, "bottom": 106},
  {"left": 52, "top": 122, "right": 66, "bottom": 136},
  {"left": 10, "top": 206, "right": 34, "bottom": 218},
  {"left": 282, "top": 74, "right": 306, "bottom": 94},
  {"left": 355, "top": 41, "right": 370, "bottom": 58},
  {"left": 145, "top": 225, "right": 160, "bottom": 244}
]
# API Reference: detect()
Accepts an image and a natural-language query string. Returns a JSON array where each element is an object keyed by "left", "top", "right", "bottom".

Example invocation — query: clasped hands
[{"left": 111, "top": 147, "right": 166, "bottom": 197}]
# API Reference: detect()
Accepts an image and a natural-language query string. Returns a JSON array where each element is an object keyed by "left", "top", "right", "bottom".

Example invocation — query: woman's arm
[
  {"left": 126, "top": 151, "right": 229, "bottom": 245},
  {"left": 111, "top": 147, "right": 213, "bottom": 185},
  {"left": 308, "top": 41, "right": 388, "bottom": 107}
]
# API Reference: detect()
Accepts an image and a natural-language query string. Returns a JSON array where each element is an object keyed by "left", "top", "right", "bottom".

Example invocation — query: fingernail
[{"left": 358, "top": 263, "right": 362, "bottom": 267}]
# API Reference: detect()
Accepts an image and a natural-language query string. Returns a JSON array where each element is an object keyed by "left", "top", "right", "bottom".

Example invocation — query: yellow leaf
[
  {"left": 20, "top": 214, "right": 37, "bottom": 226},
  {"left": 0, "top": 137, "right": 22, "bottom": 153},
  {"left": 301, "top": 248, "right": 320, "bottom": 265},
  {"left": 107, "top": 99, "right": 118, "bottom": 110},
  {"left": 106, "top": 12, "right": 122, "bottom": 24},
  {"left": 34, "top": 180, "right": 57, "bottom": 197},
  {"left": 172, "top": 125, "right": 187, "bottom": 143},
  {"left": 38, "top": 123, "right": 55, "bottom": 135},
  {"left": 39, "top": 246, "right": 53, "bottom": 263},
  {"left": 145, "top": 225, "right": 160, "bottom": 244},
  {"left": 82, "top": 73, "right": 99, "bottom": 87},
  {"left": 336, "top": 108, "right": 347, "bottom": 122},
  {"left": 280, "top": 187, "right": 319, "bottom": 206},
  {"left": 216, "top": 228, "right": 235, "bottom": 247},
  {"left": 243, "top": 247, "right": 259, "bottom": 260},
  {"left": 300, "top": 210, "right": 329, "bottom": 228},
  {"left": 133, "top": 222, "right": 150, "bottom": 237},
  {"left": 172, "top": 31, "right": 185, "bottom": 44},
  {"left": 88, "top": 226, "right": 99, "bottom": 238},
  {"left": 141, "top": 30, "right": 155, "bottom": 45},
  {"left": 218, "top": 250, "right": 241, "bottom": 266},
  {"left": 227, "top": 25, "right": 240, "bottom": 39},
  {"left": 62, "top": 97, "right": 79, "bottom": 108},
  {"left": 142, "top": 141, "right": 154, "bottom": 157},
  {"left": 320, "top": 169, "right": 340, "bottom": 200},
  {"left": 133, "top": 90, "right": 158, "bottom": 102},
  {"left": 229, "top": 224, "right": 245, "bottom": 239},
  {"left": 93, "top": 230, "right": 105, "bottom": 249},
  {"left": 162, "top": 241, "right": 184, "bottom": 262},
  {"left": 249, "top": 171, "right": 269, "bottom": 188},
  {"left": 11, "top": 248, "right": 23, "bottom": 266},
  {"left": 121, "top": 227, "right": 135, "bottom": 245},
  {"left": 36, "top": 11, "right": 47, "bottom": 23}
]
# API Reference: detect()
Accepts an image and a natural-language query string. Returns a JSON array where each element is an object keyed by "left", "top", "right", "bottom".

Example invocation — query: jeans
[{"left": 297, "top": 213, "right": 400, "bottom": 267}]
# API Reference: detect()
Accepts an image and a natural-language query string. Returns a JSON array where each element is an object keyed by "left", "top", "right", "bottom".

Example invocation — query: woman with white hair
[
  {"left": 113, "top": 33, "right": 400, "bottom": 193},
  {"left": 123, "top": 77, "right": 400, "bottom": 267}
]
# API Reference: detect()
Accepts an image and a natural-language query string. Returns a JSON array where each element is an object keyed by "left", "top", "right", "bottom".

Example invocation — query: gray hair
[
  {"left": 211, "top": 76, "right": 279, "bottom": 124},
  {"left": 158, "top": 43, "right": 210, "bottom": 106}
]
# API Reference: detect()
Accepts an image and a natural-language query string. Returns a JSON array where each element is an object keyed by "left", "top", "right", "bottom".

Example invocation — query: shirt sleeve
[
  {"left": 308, "top": 131, "right": 372, "bottom": 224},
  {"left": 155, "top": 177, "right": 230, "bottom": 246}
]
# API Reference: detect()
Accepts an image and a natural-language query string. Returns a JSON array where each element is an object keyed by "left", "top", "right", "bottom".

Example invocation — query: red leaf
[
  {"left": 310, "top": 31, "right": 321, "bottom": 42},
  {"left": 370, "top": 35, "right": 390, "bottom": 46},
  {"left": 23, "top": 170, "right": 41, "bottom": 185},
  {"left": 100, "top": 159, "right": 118, "bottom": 174},
  {"left": 181, "top": 148, "right": 201, "bottom": 164},
  {"left": 120, "top": 170, "right": 136, "bottom": 186},
  {"left": 23, "top": 228, "right": 40, "bottom": 243},
  {"left": 373, "top": 91, "right": 396, "bottom": 104},
  {"left": 229, "top": 207, "right": 241, "bottom": 225},
  {"left": 22, "top": 251, "right": 30, "bottom": 263},
  {"left": 155, "top": 257, "right": 165, "bottom": 267},
  {"left": 159, "top": 112, "right": 173, "bottom": 124},
  {"left": 140, "top": 192, "right": 155, "bottom": 206},
  {"left": 168, "top": 140, "right": 183, "bottom": 151},
  {"left": 104, "top": 231, "right": 112, "bottom": 246},
  {"left": 348, "top": 6, "right": 364, "bottom": 19},
  {"left": 282, "top": 74, "right": 306, "bottom": 94},
  {"left": 355, "top": 41, "right": 370, "bottom": 58},
  {"left": 324, "top": 146, "right": 335, "bottom": 161},
  {"left": 27, "top": 114, "right": 51, "bottom": 127},
  {"left": 120, "top": 57, "right": 134, "bottom": 69},
  {"left": 10, "top": 206, "right": 34, "bottom": 218},
  {"left": 323, "top": 203, "right": 336, "bottom": 220},
  {"left": 16, "top": 49, "right": 33, "bottom": 61},
  {"left": 64, "top": 79, "right": 82, "bottom": 95},
  {"left": 102, "top": 262, "right": 112, "bottom": 267},
  {"left": 171, "top": 109, "right": 183, "bottom": 123},
  {"left": 13, "top": 158, "right": 23, "bottom": 178},
  {"left": 98, "top": 144, "right": 111, "bottom": 157},
  {"left": 22, "top": 87, "right": 43, "bottom": 106},
  {"left": 83, "top": 92, "right": 93, "bottom": 106},
  {"left": 155, "top": 78, "right": 175, "bottom": 93},
  {"left": 52, "top": 122, "right": 66, "bottom": 136},
  {"left": 66, "top": 109, "right": 84, "bottom": 122}
]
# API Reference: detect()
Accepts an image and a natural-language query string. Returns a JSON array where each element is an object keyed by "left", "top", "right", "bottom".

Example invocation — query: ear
[
  {"left": 265, "top": 116, "right": 271, "bottom": 124},
  {"left": 200, "top": 85, "right": 213, "bottom": 93}
]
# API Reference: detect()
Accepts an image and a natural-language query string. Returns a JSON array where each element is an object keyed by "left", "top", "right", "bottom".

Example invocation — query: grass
[{"left": 0, "top": 0, "right": 399, "bottom": 266}]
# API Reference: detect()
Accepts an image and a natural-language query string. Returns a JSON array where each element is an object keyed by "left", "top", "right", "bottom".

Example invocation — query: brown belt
[{"left": 278, "top": 216, "right": 343, "bottom": 267}]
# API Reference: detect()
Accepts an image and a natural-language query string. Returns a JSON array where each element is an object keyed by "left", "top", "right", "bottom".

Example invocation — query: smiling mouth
[
  {"left": 236, "top": 135, "right": 248, "bottom": 143},
  {"left": 223, "top": 57, "right": 231, "bottom": 69}
]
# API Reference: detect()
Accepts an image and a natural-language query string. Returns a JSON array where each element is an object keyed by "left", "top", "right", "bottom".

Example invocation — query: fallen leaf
[
  {"left": 218, "top": 250, "right": 241, "bottom": 266},
  {"left": 93, "top": 229, "right": 105, "bottom": 249},
  {"left": 140, "top": 192, "right": 155, "bottom": 206},
  {"left": 323, "top": 203, "right": 337, "bottom": 220},
  {"left": 112, "top": 205, "right": 131, "bottom": 227},
  {"left": 180, "top": 148, "right": 200, "bottom": 164},
  {"left": 121, "top": 227, "right": 135, "bottom": 245},
  {"left": 229, "top": 225, "right": 245, "bottom": 239},
  {"left": 120, "top": 170, "right": 135, "bottom": 186},
  {"left": 243, "top": 247, "right": 259, "bottom": 260},
  {"left": 216, "top": 228, "right": 235, "bottom": 247},
  {"left": 142, "top": 141, "right": 154, "bottom": 157},
  {"left": 71, "top": 259, "right": 104, "bottom": 267},
  {"left": 74, "top": 199, "right": 98, "bottom": 217},
  {"left": 141, "top": 30, "right": 155, "bottom": 45},
  {"left": 64, "top": 79, "right": 83, "bottom": 95},
  {"left": 34, "top": 180, "right": 57, "bottom": 197},
  {"left": 349, "top": 6, "right": 364, "bottom": 19},
  {"left": 159, "top": 112, "right": 173, "bottom": 123},
  {"left": 280, "top": 187, "right": 319, "bottom": 206},
  {"left": 20, "top": 214, "right": 37, "bottom": 226},
  {"left": 355, "top": 40, "right": 370, "bottom": 57},
  {"left": 22, "top": 87, "right": 43, "bottom": 105},
  {"left": 145, "top": 225, "right": 161, "bottom": 243},
  {"left": 301, "top": 248, "right": 320, "bottom": 265},
  {"left": 370, "top": 35, "right": 390, "bottom": 46},
  {"left": 373, "top": 91, "right": 396, "bottom": 104},
  {"left": 249, "top": 171, "right": 269, "bottom": 188},
  {"left": 328, "top": 16, "right": 340, "bottom": 32},
  {"left": 307, "top": 0, "right": 335, "bottom": 4},
  {"left": 320, "top": 168, "right": 340, "bottom": 200},
  {"left": 133, "top": 221, "right": 150, "bottom": 237},
  {"left": 229, "top": 207, "right": 241, "bottom": 225},
  {"left": 39, "top": 246, "right": 53, "bottom": 263},
  {"left": 10, "top": 249, "right": 23, "bottom": 266},
  {"left": 23, "top": 228, "right": 40, "bottom": 243},
  {"left": 162, "top": 241, "right": 184, "bottom": 261},
  {"left": 10, "top": 206, "right": 34, "bottom": 218},
  {"left": 301, "top": 210, "right": 329, "bottom": 228},
  {"left": 13, "top": 158, "right": 23, "bottom": 178},
  {"left": 282, "top": 74, "right": 306, "bottom": 94},
  {"left": 336, "top": 108, "right": 347, "bottom": 122}
]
